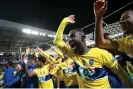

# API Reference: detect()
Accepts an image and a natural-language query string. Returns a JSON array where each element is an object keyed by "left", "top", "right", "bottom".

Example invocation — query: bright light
[
  {"left": 0, "top": 53, "right": 3, "bottom": 56},
  {"left": 48, "top": 34, "right": 53, "bottom": 38},
  {"left": 48, "top": 34, "right": 56, "bottom": 38},
  {"left": 31, "top": 31, "right": 39, "bottom": 35},
  {"left": 22, "top": 28, "right": 32, "bottom": 34},
  {"left": 22, "top": 28, "right": 45, "bottom": 36},
  {"left": 42, "top": 33, "right": 46, "bottom": 36},
  {"left": 39, "top": 33, "right": 43, "bottom": 36}
]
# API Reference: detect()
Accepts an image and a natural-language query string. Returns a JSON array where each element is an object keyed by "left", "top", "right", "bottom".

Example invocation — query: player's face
[
  {"left": 120, "top": 11, "right": 133, "bottom": 34},
  {"left": 68, "top": 31, "right": 86, "bottom": 53}
]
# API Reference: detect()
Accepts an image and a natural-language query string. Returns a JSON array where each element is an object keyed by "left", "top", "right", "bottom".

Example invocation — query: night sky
[{"left": 0, "top": 0, "right": 133, "bottom": 34}]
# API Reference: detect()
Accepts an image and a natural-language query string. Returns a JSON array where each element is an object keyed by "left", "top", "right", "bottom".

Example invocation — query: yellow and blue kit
[
  {"left": 34, "top": 63, "right": 54, "bottom": 88},
  {"left": 53, "top": 18, "right": 123, "bottom": 88}
]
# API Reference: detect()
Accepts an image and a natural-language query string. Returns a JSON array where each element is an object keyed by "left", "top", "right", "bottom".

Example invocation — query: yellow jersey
[
  {"left": 65, "top": 47, "right": 118, "bottom": 88},
  {"left": 34, "top": 64, "right": 54, "bottom": 88},
  {"left": 61, "top": 58, "right": 78, "bottom": 86},
  {"left": 51, "top": 63, "right": 64, "bottom": 81},
  {"left": 117, "top": 36, "right": 133, "bottom": 58},
  {"left": 53, "top": 17, "right": 133, "bottom": 88},
  {"left": 52, "top": 58, "right": 78, "bottom": 86},
  {"left": 0, "top": 74, "right": 3, "bottom": 80}
]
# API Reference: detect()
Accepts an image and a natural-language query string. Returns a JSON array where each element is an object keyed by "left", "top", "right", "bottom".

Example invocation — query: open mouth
[
  {"left": 69, "top": 40, "right": 76, "bottom": 50},
  {"left": 72, "top": 46, "right": 76, "bottom": 50}
]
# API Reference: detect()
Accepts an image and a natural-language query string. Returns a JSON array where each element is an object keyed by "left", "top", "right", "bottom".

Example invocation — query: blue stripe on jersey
[
  {"left": 74, "top": 62, "right": 108, "bottom": 81},
  {"left": 38, "top": 74, "right": 52, "bottom": 83}
]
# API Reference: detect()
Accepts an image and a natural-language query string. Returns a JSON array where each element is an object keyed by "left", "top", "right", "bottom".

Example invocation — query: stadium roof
[{"left": 0, "top": 19, "right": 56, "bottom": 52}]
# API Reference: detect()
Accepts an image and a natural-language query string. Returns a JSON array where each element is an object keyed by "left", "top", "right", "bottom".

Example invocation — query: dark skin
[
  {"left": 120, "top": 11, "right": 133, "bottom": 34},
  {"left": 68, "top": 30, "right": 88, "bottom": 55},
  {"left": 94, "top": 0, "right": 133, "bottom": 87},
  {"left": 53, "top": 15, "right": 89, "bottom": 55},
  {"left": 94, "top": 0, "right": 133, "bottom": 51}
]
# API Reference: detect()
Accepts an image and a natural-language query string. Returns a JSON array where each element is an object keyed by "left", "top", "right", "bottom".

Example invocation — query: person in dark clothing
[
  {"left": 21, "top": 60, "right": 38, "bottom": 88},
  {"left": 3, "top": 61, "right": 15, "bottom": 88},
  {"left": 27, "top": 60, "right": 38, "bottom": 88},
  {"left": 4, "top": 60, "right": 25, "bottom": 88}
]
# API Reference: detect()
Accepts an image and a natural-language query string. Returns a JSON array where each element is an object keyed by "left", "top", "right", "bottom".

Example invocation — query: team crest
[{"left": 89, "top": 59, "right": 94, "bottom": 66}]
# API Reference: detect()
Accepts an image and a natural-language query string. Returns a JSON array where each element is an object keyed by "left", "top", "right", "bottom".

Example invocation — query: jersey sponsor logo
[
  {"left": 38, "top": 74, "right": 52, "bottom": 82},
  {"left": 63, "top": 68, "right": 75, "bottom": 74},
  {"left": 74, "top": 62, "right": 107, "bottom": 80},
  {"left": 89, "top": 59, "right": 94, "bottom": 66},
  {"left": 79, "top": 67, "right": 95, "bottom": 80},
  {"left": 38, "top": 76, "right": 46, "bottom": 82}
]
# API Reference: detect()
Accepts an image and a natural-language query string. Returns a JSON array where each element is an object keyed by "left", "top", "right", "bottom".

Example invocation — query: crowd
[{"left": 0, "top": 0, "right": 133, "bottom": 88}]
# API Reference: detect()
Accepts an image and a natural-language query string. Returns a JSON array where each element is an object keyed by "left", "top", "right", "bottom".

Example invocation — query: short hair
[
  {"left": 30, "top": 54, "right": 37, "bottom": 60},
  {"left": 126, "top": 8, "right": 133, "bottom": 12},
  {"left": 122, "top": 8, "right": 133, "bottom": 15},
  {"left": 69, "top": 29, "right": 85, "bottom": 36},
  {"left": 38, "top": 54, "right": 46, "bottom": 63},
  {"left": 69, "top": 29, "right": 86, "bottom": 40}
]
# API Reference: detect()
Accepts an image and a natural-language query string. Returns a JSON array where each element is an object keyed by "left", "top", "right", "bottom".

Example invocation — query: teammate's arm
[
  {"left": 38, "top": 48, "right": 59, "bottom": 64},
  {"left": 49, "top": 64, "right": 60, "bottom": 88},
  {"left": 101, "top": 50, "right": 133, "bottom": 88},
  {"left": 23, "top": 53, "right": 36, "bottom": 78},
  {"left": 51, "top": 47, "right": 64, "bottom": 59},
  {"left": 51, "top": 73, "right": 60, "bottom": 88},
  {"left": 94, "top": 0, "right": 119, "bottom": 50},
  {"left": 53, "top": 15, "right": 75, "bottom": 54}
]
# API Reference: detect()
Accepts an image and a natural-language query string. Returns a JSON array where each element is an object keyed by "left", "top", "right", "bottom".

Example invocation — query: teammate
[
  {"left": 51, "top": 52, "right": 78, "bottom": 88},
  {"left": 94, "top": 0, "right": 133, "bottom": 87},
  {"left": 23, "top": 48, "right": 60, "bottom": 88},
  {"left": 94, "top": 0, "right": 133, "bottom": 63}
]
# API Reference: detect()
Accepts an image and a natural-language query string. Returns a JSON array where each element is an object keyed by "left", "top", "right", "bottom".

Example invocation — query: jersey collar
[{"left": 82, "top": 48, "right": 91, "bottom": 55}]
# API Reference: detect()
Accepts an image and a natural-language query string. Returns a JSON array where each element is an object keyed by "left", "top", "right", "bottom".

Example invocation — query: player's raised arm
[
  {"left": 51, "top": 47, "right": 64, "bottom": 59},
  {"left": 94, "top": 0, "right": 119, "bottom": 50},
  {"left": 53, "top": 15, "right": 75, "bottom": 53},
  {"left": 23, "top": 48, "right": 36, "bottom": 78},
  {"left": 38, "top": 48, "right": 59, "bottom": 64}
]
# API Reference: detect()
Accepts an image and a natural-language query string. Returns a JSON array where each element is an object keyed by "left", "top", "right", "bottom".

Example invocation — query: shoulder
[
  {"left": 91, "top": 47, "right": 111, "bottom": 56},
  {"left": 90, "top": 47, "right": 105, "bottom": 53},
  {"left": 116, "top": 36, "right": 131, "bottom": 43}
]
